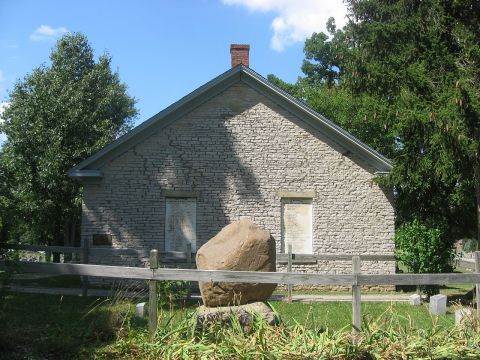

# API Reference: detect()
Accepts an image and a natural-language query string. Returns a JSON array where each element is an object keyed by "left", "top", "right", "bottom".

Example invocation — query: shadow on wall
[
  {"left": 83, "top": 85, "right": 264, "bottom": 267},
  {"left": 159, "top": 87, "right": 264, "bottom": 245}
]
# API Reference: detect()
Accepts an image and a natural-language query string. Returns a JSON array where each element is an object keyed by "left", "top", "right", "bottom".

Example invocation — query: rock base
[{"left": 196, "top": 302, "right": 279, "bottom": 332}]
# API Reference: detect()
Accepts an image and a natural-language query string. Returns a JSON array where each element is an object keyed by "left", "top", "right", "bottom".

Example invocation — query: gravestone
[
  {"left": 429, "top": 294, "right": 447, "bottom": 315},
  {"left": 135, "top": 302, "right": 147, "bottom": 317},
  {"left": 409, "top": 294, "right": 421, "bottom": 306}
]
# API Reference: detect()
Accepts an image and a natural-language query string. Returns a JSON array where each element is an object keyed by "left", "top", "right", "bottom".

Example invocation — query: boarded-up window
[
  {"left": 281, "top": 198, "right": 312, "bottom": 254},
  {"left": 165, "top": 198, "right": 196, "bottom": 252}
]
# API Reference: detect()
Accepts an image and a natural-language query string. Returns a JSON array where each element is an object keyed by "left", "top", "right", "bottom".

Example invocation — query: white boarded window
[
  {"left": 165, "top": 198, "right": 196, "bottom": 252},
  {"left": 281, "top": 198, "right": 312, "bottom": 254}
]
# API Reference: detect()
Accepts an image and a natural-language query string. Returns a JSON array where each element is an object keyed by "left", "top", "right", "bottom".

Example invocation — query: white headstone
[
  {"left": 409, "top": 294, "right": 421, "bottom": 305},
  {"left": 455, "top": 307, "right": 474, "bottom": 326},
  {"left": 135, "top": 302, "right": 147, "bottom": 317},
  {"left": 429, "top": 294, "right": 447, "bottom": 315}
]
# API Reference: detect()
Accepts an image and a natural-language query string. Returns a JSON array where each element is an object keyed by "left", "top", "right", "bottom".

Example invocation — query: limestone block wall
[{"left": 81, "top": 81, "right": 395, "bottom": 279}]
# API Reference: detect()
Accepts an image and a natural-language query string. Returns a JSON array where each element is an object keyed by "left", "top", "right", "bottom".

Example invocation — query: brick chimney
[{"left": 230, "top": 44, "right": 250, "bottom": 68}]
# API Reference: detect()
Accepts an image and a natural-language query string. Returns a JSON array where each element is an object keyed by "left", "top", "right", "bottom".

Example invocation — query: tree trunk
[{"left": 474, "top": 159, "right": 480, "bottom": 246}]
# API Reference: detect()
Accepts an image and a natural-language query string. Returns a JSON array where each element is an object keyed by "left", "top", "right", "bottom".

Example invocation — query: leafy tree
[
  {"left": 0, "top": 33, "right": 137, "bottom": 250},
  {"left": 270, "top": 1, "right": 479, "bottom": 242}
]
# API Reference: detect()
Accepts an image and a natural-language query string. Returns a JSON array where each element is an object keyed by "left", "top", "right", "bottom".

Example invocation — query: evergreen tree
[{"left": 271, "top": 1, "right": 480, "bottom": 242}]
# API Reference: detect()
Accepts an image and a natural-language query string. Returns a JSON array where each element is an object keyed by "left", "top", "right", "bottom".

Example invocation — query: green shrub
[{"left": 395, "top": 219, "right": 455, "bottom": 296}]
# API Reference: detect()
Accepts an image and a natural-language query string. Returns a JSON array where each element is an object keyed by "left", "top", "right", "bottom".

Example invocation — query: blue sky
[{"left": 0, "top": 0, "right": 346, "bottom": 145}]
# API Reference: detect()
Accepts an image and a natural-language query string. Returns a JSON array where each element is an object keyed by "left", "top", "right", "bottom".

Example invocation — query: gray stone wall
[{"left": 81, "top": 82, "right": 395, "bottom": 277}]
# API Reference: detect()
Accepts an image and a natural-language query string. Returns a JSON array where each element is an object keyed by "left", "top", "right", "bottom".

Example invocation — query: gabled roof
[{"left": 68, "top": 65, "right": 392, "bottom": 178}]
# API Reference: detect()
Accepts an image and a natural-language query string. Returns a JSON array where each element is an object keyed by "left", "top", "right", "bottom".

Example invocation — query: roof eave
[
  {"left": 240, "top": 67, "right": 393, "bottom": 172},
  {"left": 68, "top": 169, "right": 103, "bottom": 178}
]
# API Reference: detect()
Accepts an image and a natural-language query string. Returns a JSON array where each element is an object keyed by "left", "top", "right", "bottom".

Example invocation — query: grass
[
  {"left": 271, "top": 301, "right": 456, "bottom": 330},
  {"left": 1, "top": 291, "right": 477, "bottom": 359},
  {"left": 1, "top": 262, "right": 477, "bottom": 358},
  {"left": 0, "top": 292, "right": 126, "bottom": 358}
]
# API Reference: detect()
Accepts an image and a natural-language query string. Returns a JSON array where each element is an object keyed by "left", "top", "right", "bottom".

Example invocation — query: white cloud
[
  {"left": 30, "top": 25, "right": 69, "bottom": 42},
  {"left": 222, "top": 0, "right": 347, "bottom": 51}
]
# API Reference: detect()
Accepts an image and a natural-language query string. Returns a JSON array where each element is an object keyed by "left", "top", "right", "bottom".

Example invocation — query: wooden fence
[
  {"left": 0, "top": 243, "right": 396, "bottom": 264},
  {"left": 1, "top": 247, "right": 479, "bottom": 340},
  {"left": 0, "top": 242, "right": 396, "bottom": 297}
]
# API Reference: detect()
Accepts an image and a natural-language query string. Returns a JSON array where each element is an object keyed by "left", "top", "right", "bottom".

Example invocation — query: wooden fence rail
[
  {"left": 2, "top": 250, "right": 480, "bottom": 339},
  {"left": 0, "top": 243, "right": 396, "bottom": 263},
  {"left": 3, "top": 260, "right": 480, "bottom": 285},
  {"left": 0, "top": 243, "right": 194, "bottom": 261}
]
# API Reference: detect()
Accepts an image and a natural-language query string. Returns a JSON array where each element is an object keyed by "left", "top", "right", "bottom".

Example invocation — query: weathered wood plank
[
  {"left": 5, "top": 261, "right": 480, "bottom": 286},
  {"left": 276, "top": 253, "right": 395, "bottom": 263},
  {"left": 0, "top": 244, "right": 192, "bottom": 262},
  {"left": 88, "top": 248, "right": 148, "bottom": 256},
  {"left": 2, "top": 244, "right": 396, "bottom": 263},
  {"left": 149, "top": 250, "right": 158, "bottom": 340},
  {"left": 358, "top": 273, "right": 480, "bottom": 285},
  {"left": 152, "top": 268, "right": 355, "bottom": 285},
  {"left": 2, "top": 261, "right": 354, "bottom": 284},
  {"left": 475, "top": 252, "right": 480, "bottom": 318},
  {"left": 90, "top": 248, "right": 190, "bottom": 262},
  {"left": 8, "top": 261, "right": 151, "bottom": 279},
  {"left": 186, "top": 243, "right": 192, "bottom": 265},
  {"left": 352, "top": 256, "right": 361, "bottom": 336},
  {"left": 354, "top": 255, "right": 396, "bottom": 261},
  {"left": 81, "top": 240, "right": 89, "bottom": 297},
  {"left": 0, "top": 243, "right": 83, "bottom": 253},
  {"left": 287, "top": 244, "right": 293, "bottom": 303}
]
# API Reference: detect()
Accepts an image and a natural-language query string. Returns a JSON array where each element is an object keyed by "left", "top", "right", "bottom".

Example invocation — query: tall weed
[{"left": 96, "top": 304, "right": 480, "bottom": 360}]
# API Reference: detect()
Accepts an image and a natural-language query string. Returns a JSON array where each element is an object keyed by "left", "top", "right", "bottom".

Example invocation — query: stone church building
[{"left": 69, "top": 45, "right": 395, "bottom": 276}]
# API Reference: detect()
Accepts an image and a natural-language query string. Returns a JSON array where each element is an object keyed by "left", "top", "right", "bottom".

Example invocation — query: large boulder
[{"left": 196, "top": 219, "right": 277, "bottom": 307}]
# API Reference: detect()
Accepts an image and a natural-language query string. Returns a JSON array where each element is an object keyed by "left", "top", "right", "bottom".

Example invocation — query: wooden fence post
[
  {"left": 149, "top": 249, "right": 159, "bottom": 341},
  {"left": 352, "top": 256, "right": 362, "bottom": 338},
  {"left": 475, "top": 251, "right": 480, "bottom": 318},
  {"left": 186, "top": 243, "right": 192, "bottom": 265},
  {"left": 81, "top": 239, "right": 89, "bottom": 297},
  {"left": 287, "top": 244, "right": 293, "bottom": 303},
  {"left": 186, "top": 243, "right": 192, "bottom": 300}
]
